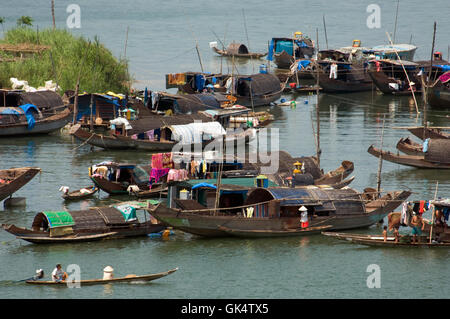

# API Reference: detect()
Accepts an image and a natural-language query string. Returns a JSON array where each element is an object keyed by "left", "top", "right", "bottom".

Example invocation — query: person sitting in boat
[
  {"left": 410, "top": 213, "right": 425, "bottom": 244},
  {"left": 299, "top": 206, "right": 309, "bottom": 228},
  {"left": 52, "top": 264, "right": 68, "bottom": 282},
  {"left": 434, "top": 208, "right": 448, "bottom": 230}
]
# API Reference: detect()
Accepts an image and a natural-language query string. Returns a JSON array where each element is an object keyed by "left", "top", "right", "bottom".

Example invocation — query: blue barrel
[{"left": 259, "top": 64, "right": 268, "bottom": 74}]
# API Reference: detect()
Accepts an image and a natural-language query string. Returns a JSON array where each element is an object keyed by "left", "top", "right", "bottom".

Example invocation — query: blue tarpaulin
[
  {"left": 267, "top": 39, "right": 274, "bottom": 61},
  {"left": 195, "top": 74, "right": 206, "bottom": 91},
  {"left": 0, "top": 108, "right": 21, "bottom": 115},
  {"left": 298, "top": 60, "right": 311, "bottom": 70},
  {"left": 192, "top": 183, "right": 217, "bottom": 190},
  {"left": 295, "top": 40, "right": 309, "bottom": 48},
  {"left": 434, "top": 65, "right": 450, "bottom": 72},
  {"left": 18, "top": 104, "right": 39, "bottom": 130},
  {"left": 275, "top": 40, "right": 293, "bottom": 56}
]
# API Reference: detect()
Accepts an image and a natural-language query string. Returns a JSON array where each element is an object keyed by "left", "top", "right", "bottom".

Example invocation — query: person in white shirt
[
  {"left": 52, "top": 264, "right": 67, "bottom": 282},
  {"left": 299, "top": 206, "right": 309, "bottom": 228}
]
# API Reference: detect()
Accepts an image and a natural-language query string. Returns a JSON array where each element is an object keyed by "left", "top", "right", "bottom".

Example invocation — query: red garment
[
  {"left": 419, "top": 200, "right": 425, "bottom": 214},
  {"left": 301, "top": 222, "right": 309, "bottom": 228}
]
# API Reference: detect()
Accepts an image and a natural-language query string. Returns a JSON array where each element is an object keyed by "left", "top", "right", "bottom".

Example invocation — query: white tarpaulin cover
[
  {"left": 110, "top": 117, "right": 132, "bottom": 130},
  {"left": 169, "top": 122, "right": 226, "bottom": 144}
]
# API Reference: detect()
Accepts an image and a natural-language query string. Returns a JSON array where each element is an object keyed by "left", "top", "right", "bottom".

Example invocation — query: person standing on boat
[
  {"left": 52, "top": 264, "right": 68, "bottom": 282},
  {"left": 329, "top": 62, "right": 338, "bottom": 79},
  {"left": 299, "top": 206, "right": 309, "bottom": 228},
  {"left": 410, "top": 213, "right": 425, "bottom": 244}
]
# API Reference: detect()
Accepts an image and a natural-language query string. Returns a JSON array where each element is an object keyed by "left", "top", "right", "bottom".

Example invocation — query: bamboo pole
[
  {"left": 376, "top": 115, "right": 386, "bottom": 197},
  {"left": 425, "top": 22, "right": 437, "bottom": 130},
  {"left": 315, "top": 27, "right": 321, "bottom": 169},
  {"left": 51, "top": 0, "right": 56, "bottom": 30},
  {"left": 393, "top": 0, "right": 400, "bottom": 44},
  {"left": 385, "top": 32, "right": 419, "bottom": 115},
  {"left": 429, "top": 181, "right": 439, "bottom": 243},
  {"left": 323, "top": 15, "right": 328, "bottom": 50}
]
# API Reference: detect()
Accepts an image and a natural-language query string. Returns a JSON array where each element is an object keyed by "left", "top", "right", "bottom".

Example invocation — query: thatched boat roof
[
  {"left": 236, "top": 73, "right": 281, "bottom": 96},
  {"left": 227, "top": 43, "right": 249, "bottom": 55},
  {"left": 425, "top": 139, "right": 450, "bottom": 164},
  {"left": 0, "top": 90, "right": 64, "bottom": 109}
]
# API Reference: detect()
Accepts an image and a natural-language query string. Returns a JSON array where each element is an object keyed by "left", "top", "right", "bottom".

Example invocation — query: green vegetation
[
  {"left": 16, "top": 16, "right": 33, "bottom": 27},
  {"left": 0, "top": 27, "right": 131, "bottom": 94}
]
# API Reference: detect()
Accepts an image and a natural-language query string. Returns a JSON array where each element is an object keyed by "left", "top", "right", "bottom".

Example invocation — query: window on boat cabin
[{"left": 0, "top": 92, "right": 20, "bottom": 107}]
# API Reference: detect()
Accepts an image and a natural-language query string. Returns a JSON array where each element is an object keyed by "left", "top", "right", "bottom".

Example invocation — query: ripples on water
[{"left": 1, "top": 0, "right": 450, "bottom": 299}]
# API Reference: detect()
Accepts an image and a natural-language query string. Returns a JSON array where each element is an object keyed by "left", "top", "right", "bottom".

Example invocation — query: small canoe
[
  {"left": 62, "top": 186, "right": 98, "bottom": 200},
  {"left": 396, "top": 137, "right": 423, "bottom": 156},
  {"left": 322, "top": 232, "right": 450, "bottom": 248},
  {"left": 218, "top": 225, "right": 332, "bottom": 238},
  {"left": 16, "top": 232, "right": 118, "bottom": 244},
  {"left": 26, "top": 268, "right": 178, "bottom": 286}
]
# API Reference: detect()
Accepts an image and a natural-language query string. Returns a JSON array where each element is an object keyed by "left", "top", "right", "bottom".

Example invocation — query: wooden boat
[
  {"left": 0, "top": 167, "right": 41, "bottom": 202},
  {"left": 149, "top": 184, "right": 410, "bottom": 238},
  {"left": 313, "top": 66, "right": 373, "bottom": 93},
  {"left": 211, "top": 42, "right": 267, "bottom": 59},
  {"left": 407, "top": 127, "right": 449, "bottom": 140},
  {"left": 314, "top": 160, "right": 354, "bottom": 186},
  {"left": 0, "top": 90, "right": 71, "bottom": 136},
  {"left": 218, "top": 225, "right": 332, "bottom": 238},
  {"left": 62, "top": 186, "right": 98, "bottom": 200},
  {"left": 396, "top": 137, "right": 423, "bottom": 156},
  {"left": 2, "top": 203, "right": 165, "bottom": 244},
  {"left": 367, "top": 59, "right": 422, "bottom": 95},
  {"left": 427, "top": 80, "right": 450, "bottom": 109},
  {"left": 70, "top": 112, "right": 256, "bottom": 151},
  {"left": 268, "top": 35, "right": 315, "bottom": 69},
  {"left": 89, "top": 162, "right": 156, "bottom": 195},
  {"left": 26, "top": 268, "right": 178, "bottom": 285},
  {"left": 322, "top": 232, "right": 450, "bottom": 247},
  {"left": 367, "top": 142, "right": 450, "bottom": 169}
]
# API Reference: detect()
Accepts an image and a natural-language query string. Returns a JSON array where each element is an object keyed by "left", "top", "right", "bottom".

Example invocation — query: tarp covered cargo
[{"left": 166, "top": 122, "right": 226, "bottom": 144}]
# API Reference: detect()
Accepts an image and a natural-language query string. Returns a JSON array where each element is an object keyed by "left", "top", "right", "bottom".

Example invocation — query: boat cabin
[
  {"left": 90, "top": 162, "right": 150, "bottom": 189},
  {"left": 30, "top": 202, "right": 155, "bottom": 237},
  {"left": 268, "top": 36, "right": 315, "bottom": 60}
]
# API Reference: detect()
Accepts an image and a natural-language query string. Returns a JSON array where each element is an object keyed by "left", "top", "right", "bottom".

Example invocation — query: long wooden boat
[
  {"left": 269, "top": 36, "right": 315, "bottom": 69},
  {"left": 218, "top": 225, "right": 332, "bottom": 238},
  {"left": 0, "top": 167, "right": 41, "bottom": 202},
  {"left": 0, "top": 107, "right": 71, "bottom": 136},
  {"left": 2, "top": 204, "right": 165, "bottom": 244},
  {"left": 367, "top": 144, "right": 450, "bottom": 169},
  {"left": 62, "top": 186, "right": 98, "bottom": 200},
  {"left": 313, "top": 71, "right": 373, "bottom": 93},
  {"left": 314, "top": 160, "right": 353, "bottom": 186},
  {"left": 149, "top": 185, "right": 410, "bottom": 238},
  {"left": 70, "top": 122, "right": 256, "bottom": 151},
  {"left": 322, "top": 232, "right": 450, "bottom": 247},
  {"left": 212, "top": 43, "right": 267, "bottom": 59},
  {"left": 26, "top": 268, "right": 178, "bottom": 285},
  {"left": 396, "top": 137, "right": 423, "bottom": 156},
  {"left": 367, "top": 59, "right": 422, "bottom": 95},
  {"left": 407, "top": 127, "right": 449, "bottom": 140}
]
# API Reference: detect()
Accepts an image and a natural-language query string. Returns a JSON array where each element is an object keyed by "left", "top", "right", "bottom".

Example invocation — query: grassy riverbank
[{"left": 0, "top": 27, "right": 130, "bottom": 93}]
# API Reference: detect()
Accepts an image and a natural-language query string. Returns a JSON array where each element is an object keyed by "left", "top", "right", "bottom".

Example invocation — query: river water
[{"left": 0, "top": 0, "right": 449, "bottom": 299}]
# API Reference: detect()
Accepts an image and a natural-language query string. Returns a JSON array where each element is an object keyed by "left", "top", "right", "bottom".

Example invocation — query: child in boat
[
  {"left": 382, "top": 226, "right": 388, "bottom": 242},
  {"left": 410, "top": 213, "right": 425, "bottom": 244},
  {"left": 393, "top": 227, "right": 400, "bottom": 243}
]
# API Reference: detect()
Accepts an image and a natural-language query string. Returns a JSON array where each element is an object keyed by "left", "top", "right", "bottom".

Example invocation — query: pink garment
[
  {"left": 131, "top": 134, "right": 138, "bottom": 140},
  {"left": 152, "top": 153, "right": 163, "bottom": 169},
  {"left": 439, "top": 72, "right": 450, "bottom": 83},
  {"left": 167, "top": 169, "right": 188, "bottom": 182}
]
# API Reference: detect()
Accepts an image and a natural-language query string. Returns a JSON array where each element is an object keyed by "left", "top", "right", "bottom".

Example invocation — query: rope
[{"left": 70, "top": 132, "right": 95, "bottom": 151}]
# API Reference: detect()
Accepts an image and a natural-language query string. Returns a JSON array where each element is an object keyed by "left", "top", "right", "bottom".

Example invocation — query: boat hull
[
  {"left": 0, "top": 167, "right": 41, "bottom": 202},
  {"left": 0, "top": 108, "right": 71, "bottom": 136},
  {"left": 26, "top": 268, "right": 178, "bottom": 285},
  {"left": 314, "top": 72, "right": 373, "bottom": 93}
]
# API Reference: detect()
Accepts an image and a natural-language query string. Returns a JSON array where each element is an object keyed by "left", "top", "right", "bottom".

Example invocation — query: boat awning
[
  {"left": 192, "top": 182, "right": 217, "bottom": 190},
  {"left": 41, "top": 211, "right": 75, "bottom": 228}
]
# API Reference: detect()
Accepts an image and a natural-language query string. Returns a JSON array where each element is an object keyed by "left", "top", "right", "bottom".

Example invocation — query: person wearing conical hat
[{"left": 299, "top": 206, "right": 309, "bottom": 228}]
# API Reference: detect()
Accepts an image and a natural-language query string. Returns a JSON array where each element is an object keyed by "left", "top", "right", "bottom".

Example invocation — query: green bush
[{"left": 0, "top": 27, "right": 131, "bottom": 94}]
